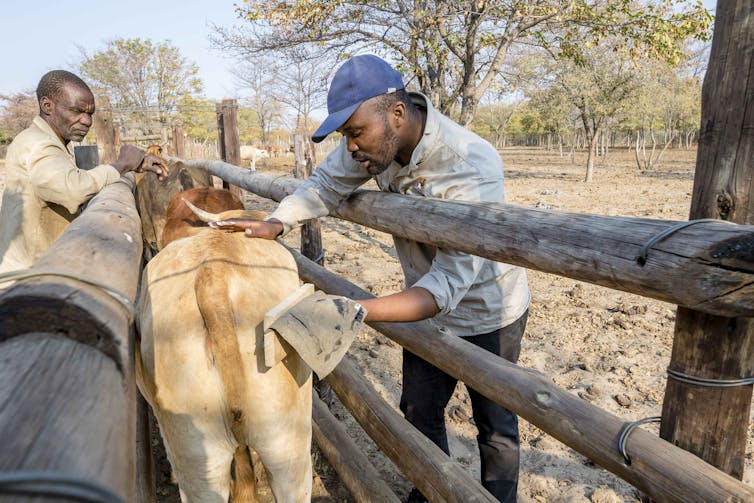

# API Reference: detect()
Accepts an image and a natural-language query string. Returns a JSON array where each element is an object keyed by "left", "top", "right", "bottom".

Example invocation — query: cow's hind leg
[
  {"left": 155, "top": 412, "right": 236, "bottom": 503},
  {"left": 253, "top": 426, "right": 312, "bottom": 503}
]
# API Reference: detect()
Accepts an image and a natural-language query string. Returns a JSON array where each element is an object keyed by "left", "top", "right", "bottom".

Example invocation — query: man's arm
[
  {"left": 208, "top": 217, "right": 284, "bottom": 239},
  {"left": 211, "top": 139, "right": 370, "bottom": 237},
  {"left": 31, "top": 143, "right": 169, "bottom": 214},
  {"left": 358, "top": 287, "right": 439, "bottom": 322}
]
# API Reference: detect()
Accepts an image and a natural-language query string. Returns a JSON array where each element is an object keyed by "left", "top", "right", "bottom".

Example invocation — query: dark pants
[{"left": 399, "top": 311, "right": 528, "bottom": 503}]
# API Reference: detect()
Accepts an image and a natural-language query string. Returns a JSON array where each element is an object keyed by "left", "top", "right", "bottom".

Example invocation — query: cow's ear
[{"left": 179, "top": 169, "right": 194, "bottom": 190}]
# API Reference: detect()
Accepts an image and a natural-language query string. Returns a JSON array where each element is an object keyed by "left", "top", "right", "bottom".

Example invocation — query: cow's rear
[{"left": 136, "top": 186, "right": 312, "bottom": 502}]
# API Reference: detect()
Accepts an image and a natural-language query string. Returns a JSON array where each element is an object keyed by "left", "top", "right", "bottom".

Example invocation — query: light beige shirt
[
  {"left": 270, "top": 93, "right": 530, "bottom": 336},
  {"left": 0, "top": 116, "right": 121, "bottom": 272}
]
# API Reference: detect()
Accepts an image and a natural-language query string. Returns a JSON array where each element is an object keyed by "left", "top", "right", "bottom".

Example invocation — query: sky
[
  {"left": 0, "top": 0, "right": 245, "bottom": 100},
  {"left": 0, "top": 0, "right": 719, "bottom": 101}
]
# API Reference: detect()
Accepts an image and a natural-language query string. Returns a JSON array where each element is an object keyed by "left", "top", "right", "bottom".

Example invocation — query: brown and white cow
[{"left": 136, "top": 183, "right": 312, "bottom": 502}]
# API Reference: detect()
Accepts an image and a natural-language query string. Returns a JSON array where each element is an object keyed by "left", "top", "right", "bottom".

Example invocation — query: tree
[
  {"left": 229, "top": 60, "right": 286, "bottom": 145},
  {"left": 530, "top": 45, "right": 644, "bottom": 181},
  {"left": 0, "top": 92, "right": 37, "bottom": 145},
  {"left": 79, "top": 38, "right": 203, "bottom": 131},
  {"left": 625, "top": 60, "right": 702, "bottom": 170},
  {"left": 471, "top": 100, "right": 519, "bottom": 149},
  {"left": 175, "top": 97, "right": 218, "bottom": 142},
  {"left": 217, "top": 0, "right": 711, "bottom": 125}
]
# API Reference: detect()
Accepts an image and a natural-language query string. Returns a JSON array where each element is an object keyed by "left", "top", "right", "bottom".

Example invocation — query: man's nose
[
  {"left": 346, "top": 137, "right": 358, "bottom": 152},
  {"left": 81, "top": 113, "right": 93, "bottom": 127}
]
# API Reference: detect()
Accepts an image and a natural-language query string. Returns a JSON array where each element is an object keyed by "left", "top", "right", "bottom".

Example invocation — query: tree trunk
[
  {"left": 660, "top": 0, "right": 754, "bottom": 480},
  {"left": 584, "top": 129, "right": 600, "bottom": 182}
]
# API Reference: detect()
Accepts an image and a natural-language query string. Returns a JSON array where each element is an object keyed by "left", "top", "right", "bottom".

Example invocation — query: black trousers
[{"left": 399, "top": 310, "right": 528, "bottom": 503}]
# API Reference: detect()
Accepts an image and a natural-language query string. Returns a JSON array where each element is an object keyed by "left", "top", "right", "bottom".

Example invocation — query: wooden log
[
  {"left": 93, "top": 96, "right": 116, "bottom": 164},
  {"left": 121, "top": 135, "right": 162, "bottom": 142},
  {"left": 291, "top": 249, "right": 754, "bottom": 503},
  {"left": 0, "top": 335, "right": 134, "bottom": 503},
  {"left": 0, "top": 177, "right": 142, "bottom": 502},
  {"left": 311, "top": 393, "right": 401, "bottom": 503},
  {"left": 135, "top": 392, "right": 156, "bottom": 503},
  {"left": 326, "top": 356, "right": 497, "bottom": 503},
  {"left": 215, "top": 99, "right": 243, "bottom": 201},
  {"left": 185, "top": 165, "right": 754, "bottom": 319},
  {"left": 172, "top": 122, "right": 185, "bottom": 158},
  {"left": 660, "top": 0, "right": 754, "bottom": 479},
  {"left": 294, "top": 134, "right": 324, "bottom": 265}
]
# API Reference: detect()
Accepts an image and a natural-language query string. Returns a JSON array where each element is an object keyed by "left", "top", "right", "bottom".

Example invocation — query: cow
[
  {"left": 136, "top": 179, "right": 313, "bottom": 502},
  {"left": 136, "top": 159, "right": 214, "bottom": 259},
  {"left": 265, "top": 145, "right": 282, "bottom": 158},
  {"left": 240, "top": 145, "right": 270, "bottom": 170}
]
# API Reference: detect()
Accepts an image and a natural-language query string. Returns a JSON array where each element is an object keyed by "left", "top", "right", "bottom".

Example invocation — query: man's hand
[
  {"left": 208, "top": 218, "right": 284, "bottom": 239},
  {"left": 112, "top": 144, "right": 169, "bottom": 180},
  {"left": 137, "top": 152, "right": 169, "bottom": 181}
]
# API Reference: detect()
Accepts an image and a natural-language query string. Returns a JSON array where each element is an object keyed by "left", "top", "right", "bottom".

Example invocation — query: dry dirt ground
[{"left": 2, "top": 146, "right": 752, "bottom": 502}]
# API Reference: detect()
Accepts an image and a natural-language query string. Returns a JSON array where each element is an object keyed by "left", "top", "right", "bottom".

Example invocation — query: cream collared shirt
[
  {"left": 0, "top": 116, "right": 121, "bottom": 273},
  {"left": 270, "top": 93, "right": 530, "bottom": 336}
]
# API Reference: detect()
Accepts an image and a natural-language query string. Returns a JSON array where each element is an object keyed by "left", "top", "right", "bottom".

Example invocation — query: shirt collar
[{"left": 32, "top": 115, "right": 74, "bottom": 156}]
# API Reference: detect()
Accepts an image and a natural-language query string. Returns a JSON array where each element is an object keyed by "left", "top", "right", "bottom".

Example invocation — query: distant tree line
[{"left": 2, "top": 1, "right": 712, "bottom": 181}]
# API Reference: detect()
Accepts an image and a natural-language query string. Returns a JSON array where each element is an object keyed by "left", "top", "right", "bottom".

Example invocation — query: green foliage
[
  {"left": 176, "top": 97, "right": 217, "bottom": 142},
  {"left": 238, "top": 107, "right": 263, "bottom": 144},
  {"left": 79, "top": 38, "right": 203, "bottom": 117}
]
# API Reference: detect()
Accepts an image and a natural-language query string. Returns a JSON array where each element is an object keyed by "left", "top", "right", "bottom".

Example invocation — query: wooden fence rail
[
  {"left": 0, "top": 177, "right": 143, "bottom": 502},
  {"left": 312, "top": 392, "right": 401, "bottom": 503},
  {"left": 291, "top": 248, "right": 754, "bottom": 503},
  {"left": 184, "top": 162, "right": 754, "bottom": 319},
  {"left": 326, "top": 354, "right": 498, "bottom": 502}
]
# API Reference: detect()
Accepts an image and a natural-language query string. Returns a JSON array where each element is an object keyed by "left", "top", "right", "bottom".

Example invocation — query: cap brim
[{"left": 311, "top": 101, "right": 362, "bottom": 143}]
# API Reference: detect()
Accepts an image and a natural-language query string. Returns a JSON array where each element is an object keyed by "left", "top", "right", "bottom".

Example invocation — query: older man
[
  {"left": 213, "top": 55, "right": 530, "bottom": 502},
  {"left": 0, "top": 70, "right": 167, "bottom": 273}
]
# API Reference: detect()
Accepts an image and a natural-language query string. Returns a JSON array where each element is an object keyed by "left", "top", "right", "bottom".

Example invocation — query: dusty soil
[{"left": 4, "top": 145, "right": 751, "bottom": 502}]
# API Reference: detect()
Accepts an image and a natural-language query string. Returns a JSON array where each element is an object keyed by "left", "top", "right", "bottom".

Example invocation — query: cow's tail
[
  {"left": 232, "top": 446, "right": 258, "bottom": 502},
  {"left": 194, "top": 262, "right": 257, "bottom": 501}
]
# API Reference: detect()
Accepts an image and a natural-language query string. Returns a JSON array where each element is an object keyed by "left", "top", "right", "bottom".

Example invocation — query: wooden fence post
[
  {"left": 172, "top": 121, "right": 185, "bottom": 158},
  {"left": 294, "top": 134, "right": 323, "bottom": 265},
  {"left": 93, "top": 96, "right": 116, "bottom": 164},
  {"left": 0, "top": 178, "right": 142, "bottom": 502},
  {"left": 659, "top": 0, "right": 754, "bottom": 479},
  {"left": 114, "top": 119, "right": 121, "bottom": 155},
  {"left": 215, "top": 99, "right": 242, "bottom": 198}
]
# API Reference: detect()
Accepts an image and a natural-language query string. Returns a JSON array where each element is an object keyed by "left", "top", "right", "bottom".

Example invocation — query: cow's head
[
  {"left": 160, "top": 187, "right": 248, "bottom": 247},
  {"left": 137, "top": 160, "right": 213, "bottom": 257}
]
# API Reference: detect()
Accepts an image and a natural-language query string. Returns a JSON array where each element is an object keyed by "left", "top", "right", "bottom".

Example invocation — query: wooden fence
[
  {"left": 188, "top": 160, "right": 754, "bottom": 503},
  {"left": 0, "top": 177, "right": 143, "bottom": 503}
]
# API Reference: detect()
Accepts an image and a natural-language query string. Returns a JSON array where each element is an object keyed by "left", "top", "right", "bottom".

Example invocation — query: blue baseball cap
[{"left": 311, "top": 55, "right": 405, "bottom": 143}]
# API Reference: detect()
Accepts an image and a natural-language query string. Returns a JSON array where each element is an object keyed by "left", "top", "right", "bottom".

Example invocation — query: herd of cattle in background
[{"left": 240, "top": 144, "right": 297, "bottom": 170}]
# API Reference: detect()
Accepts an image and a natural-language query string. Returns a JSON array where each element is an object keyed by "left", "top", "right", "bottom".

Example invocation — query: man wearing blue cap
[{"left": 212, "top": 54, "right": 530, "bottom": 502}]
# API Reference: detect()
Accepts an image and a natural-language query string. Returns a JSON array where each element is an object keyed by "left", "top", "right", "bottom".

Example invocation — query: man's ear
[
  {"left": 39, "top": 96, "right": 53, "bottom": 117},
  {"left": 391, "top": 101, "right": 407, "bottom": 127}
]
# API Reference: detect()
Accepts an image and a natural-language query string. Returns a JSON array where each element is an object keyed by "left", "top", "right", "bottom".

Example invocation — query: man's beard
[{"left": 354, "top": 120, "right": 400, "bottom": 175}]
